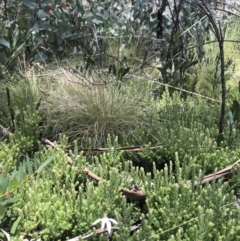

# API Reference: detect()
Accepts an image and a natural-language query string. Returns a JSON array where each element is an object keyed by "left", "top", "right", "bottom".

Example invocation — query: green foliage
[
  {"left": 0, "top": 21, "right": 31, "bottom": 74},
  {"left": 0, "top": 0, "right": 159, "bottom": 73},
  {"left": 2, "top": 1, "right": 240, "bottom": 240},
  {"left": 6, "top": 146, "right": 139, "bottom": 240},
  {"left": 1, "top": 132, "right": 240, "bottom": 240},
  {"left": 123, "top": 89, "right": 240, "bottom": 173},
  {"left": 0, "top": 79, "right": 42, "bottom": 156},
  {"left": 144, "top": 154, "right": 240, "bottom": 241},
  {"left": 0, "top": 151, "right": 55, "bottom": 229}
]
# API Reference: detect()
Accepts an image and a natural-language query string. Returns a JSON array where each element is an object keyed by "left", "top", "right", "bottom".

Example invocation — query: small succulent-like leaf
[
  {"left": 10, "top": 216, "right": 22, "bottom": 235},
  {"left": 0, "top": 204, "right": 5, "bottom": 219},
  {"left": 8, "top": 178, "right": 19, "bottom": 192}
]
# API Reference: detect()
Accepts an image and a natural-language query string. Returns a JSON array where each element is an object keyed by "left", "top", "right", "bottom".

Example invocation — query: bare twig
[
  {"left": 42, "top": 139, "right": 73, "bottom": 164},
  {"left": 82, "top": 167, "right": 102, "bottom": 181}
]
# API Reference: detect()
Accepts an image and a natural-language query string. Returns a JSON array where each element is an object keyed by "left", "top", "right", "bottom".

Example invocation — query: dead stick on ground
[
  {"left": 42, "top": 139, "right": 145, "bottom": 200},
  {"left": 43, "top": 139, "right": 240, "bottom": 200},
  {"left": 82, "top": 168, "right": 102, "bottom": 182}
]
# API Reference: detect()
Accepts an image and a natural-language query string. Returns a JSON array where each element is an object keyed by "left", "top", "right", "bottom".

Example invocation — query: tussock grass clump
[{"left": 43, "top": 80, "right": 154, "bottom": 146}]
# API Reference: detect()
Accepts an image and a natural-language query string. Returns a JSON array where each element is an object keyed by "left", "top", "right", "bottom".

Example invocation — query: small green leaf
[
  {"left": 10, "top": 216, "right": 22, "bottom": 235},
  {"left": 1, "top": 197, "right": 19, "bottom": 206},
  {"left": 8, "top": 178, "right": 19, "bottom": 192},
  {"left": 36, "top": 154, "right": 55, "bottom": 173},
  {"left": 21, "top": 0, "right": 38, "bottom": 9},
  {"left": 0, "top": 51, "right": 7, "bottom": 64},
  {"left": 119, "top": 67, "right": 130, "bottom": 79},
  {"left": 39, "top": 23, "right": 53, "bottom": 31},
  {"left": 0, "top": 204, "right": 5, "bottom": 219}
]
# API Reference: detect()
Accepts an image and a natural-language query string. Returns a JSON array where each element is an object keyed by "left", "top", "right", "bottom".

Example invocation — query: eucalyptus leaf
[
  {"left": 1, "top": 197, "right": 19, "bottom": 206},
  {"left": 0, "top": 39, "right": 10, "bottom": 49},
  {"left": 0, "top": 52, "right": 7, "bottom": 64},
  {"left": 93, "top": 18, "right": 103, "bottom": 25},
  {"left": 39, "top": 23, "right": 53, "bottom": 31},
  {"left": 38, "top": 9, "right": 48, "bottom": 20},
  {"left": 83, "top": 12, "right": 93, "bottom": 20},
  {"left": 76, "top": 0, "right": 84, "bottom": 14},
  {"left": 21, "top": 0, "right": 38, "bottom": 9}
]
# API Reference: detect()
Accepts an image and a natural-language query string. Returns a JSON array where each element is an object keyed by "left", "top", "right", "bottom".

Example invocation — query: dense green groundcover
[
  {"left": 1, "top": 82, "right": 240, "bottom": 240},
  {"left": 2, "top": 141, "right": 240, "bottom": 241},
  {"left": 1, "top": 0, "right": 240, "bottom": 240}
]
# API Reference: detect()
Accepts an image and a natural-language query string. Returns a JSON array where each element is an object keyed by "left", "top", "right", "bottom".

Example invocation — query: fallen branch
[
  {"left": 42, "top": 139, "right": 240, "bottom": 199},
  {"left": 121, "top": 187, "right": 146, "bottom": 201},
  {"left": 42, "top": 139, "right": 145, "bottom": 200},
  {"left": 42, "top": 139, "right": 73, "bottom": 164},
  {"left": 195, "top": 159, "right": 240, "bottom": 185},
  {"left": 79, "top": 144, "right": 163, "bottom": 153},
  {"left": 82, "top": 167, "right": 102, "bottom": 181}
]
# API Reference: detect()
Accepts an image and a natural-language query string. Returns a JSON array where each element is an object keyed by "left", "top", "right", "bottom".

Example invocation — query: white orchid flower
[
  {"left": 0, "top": 229, "right": 36, "bottom": 241},
  {"left": 92, "top": 212, "right": 118, "bottom": 235},
  {"left": 1, "top": 229, "right": 11, "bottom": 241}
]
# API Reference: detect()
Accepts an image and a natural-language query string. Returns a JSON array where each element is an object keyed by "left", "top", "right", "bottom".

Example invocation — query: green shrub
[
  {"left": 7, "top": 146, "right": 140, "bottom": 240},
  {"left": 142, "top": 154, "right": 240, "bottom": 241},
  {"left": 2, "top": 138, "right": 240, "bottom": 241},
  {"left": 123, "top": 89, "right": 240, "bottom": 173},
  {"left": 0, "top": 79, "right": 42, "bottom": 155}
]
